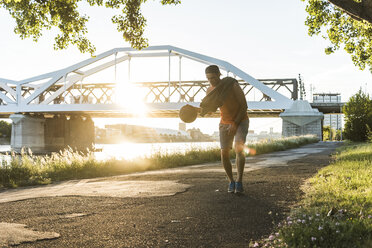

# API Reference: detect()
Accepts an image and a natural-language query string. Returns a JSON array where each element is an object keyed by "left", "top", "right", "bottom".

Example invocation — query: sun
[{"left": 115, "top": 81, "right": 148, "bottom": 117}]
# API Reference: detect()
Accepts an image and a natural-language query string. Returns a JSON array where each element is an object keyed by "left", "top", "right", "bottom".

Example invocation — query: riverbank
[{"left": 0, "top": 136, "right": 318, "bottom": 188}]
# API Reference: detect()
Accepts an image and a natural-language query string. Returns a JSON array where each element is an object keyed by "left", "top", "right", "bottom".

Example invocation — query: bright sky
[{"left": 0, "top": 0, "right": 371, "bottom": 135}]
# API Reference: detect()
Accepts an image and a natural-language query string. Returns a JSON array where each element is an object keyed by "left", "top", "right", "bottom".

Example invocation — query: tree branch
[{"left": 328, "top": 0, "right": 372, "bottom": 23}]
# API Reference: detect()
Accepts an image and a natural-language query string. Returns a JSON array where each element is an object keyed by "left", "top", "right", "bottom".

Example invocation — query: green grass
[
  {"left": 0, "top": 135, "right": 318, "bottom": 189},
  {"left": 250, "top": 143, "right": 372, "bottom": 248}
]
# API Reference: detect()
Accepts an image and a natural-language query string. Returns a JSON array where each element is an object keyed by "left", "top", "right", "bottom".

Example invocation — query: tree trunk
[{"left": 328, "top": 0, "right": 372, "bottom": 24}]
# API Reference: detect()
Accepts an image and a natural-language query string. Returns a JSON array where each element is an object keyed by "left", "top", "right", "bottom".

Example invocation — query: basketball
[{"left": 179, "top": 104, "right": 198, "bottom": 123}]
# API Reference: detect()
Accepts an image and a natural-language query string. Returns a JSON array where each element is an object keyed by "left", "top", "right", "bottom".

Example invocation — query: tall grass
[
  {"left": 0, "top": 136, "right": 318, "bottom": 188},
  {"left": 250, "top": 143, "right": 372, "bottom": 248},
  {"left": 246, "top": 135, "right": 319, "bottom": 155}
]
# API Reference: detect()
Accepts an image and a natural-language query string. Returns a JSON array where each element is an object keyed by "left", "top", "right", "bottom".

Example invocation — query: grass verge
[
  {"left": 0, "top": 135, "right": 318, "bottom": 188},
  {"left": 250, "top": 143, "right": 372, "bottom": 248}
]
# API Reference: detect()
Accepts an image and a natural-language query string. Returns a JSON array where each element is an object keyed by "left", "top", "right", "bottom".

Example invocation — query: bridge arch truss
[{"left": 0, "top": 46, "right": 294, "bottom": 118}]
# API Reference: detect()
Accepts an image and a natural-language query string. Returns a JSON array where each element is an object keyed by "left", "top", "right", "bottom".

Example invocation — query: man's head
[{"left": 205, "top": 65, "right": 221, "bottom": 87}]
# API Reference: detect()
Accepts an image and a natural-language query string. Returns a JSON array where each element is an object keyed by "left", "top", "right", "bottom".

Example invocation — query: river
[{"left": 0, "top": 142, "right": 220, "bottom": 161}]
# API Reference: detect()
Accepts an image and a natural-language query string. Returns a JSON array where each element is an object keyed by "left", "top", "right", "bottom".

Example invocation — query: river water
[
  {"left": 96, "top": 142, "right": 220, "bottom": 160},
  {"left": 0, "top": 142, "right": 220, "bottom": 161}
]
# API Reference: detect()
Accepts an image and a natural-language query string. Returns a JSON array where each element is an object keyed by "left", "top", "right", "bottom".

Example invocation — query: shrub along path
[{"left": 0, "top": 142, "right": 340, "bottom": 247}]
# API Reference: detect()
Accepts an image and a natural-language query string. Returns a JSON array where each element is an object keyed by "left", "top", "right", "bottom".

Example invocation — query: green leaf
[{"left": 303, "top": 0, "right": 372, "bottom": 72}]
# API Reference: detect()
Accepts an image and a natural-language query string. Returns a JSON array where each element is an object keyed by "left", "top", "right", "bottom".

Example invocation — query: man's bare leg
[
  {"left": 221, "top": 148, "right": 234, "bottom": 182},
  {"left": 235, "top": 142, "right": 245, "bottom": 182}
]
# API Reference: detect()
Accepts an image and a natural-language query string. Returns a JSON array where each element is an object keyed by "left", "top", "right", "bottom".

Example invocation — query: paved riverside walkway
[{"left": 0, "top": 142, "right": 341, "bottom": 247}]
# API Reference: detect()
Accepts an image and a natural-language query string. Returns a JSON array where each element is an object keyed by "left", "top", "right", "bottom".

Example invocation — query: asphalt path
[{"left": 0, "top": 142, "right": 341, "bottom": 247}]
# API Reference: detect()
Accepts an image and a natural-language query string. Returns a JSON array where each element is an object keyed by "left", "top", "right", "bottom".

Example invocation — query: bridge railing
[{"left": 0, "top": 79, "right": 298, "bottom": 106}]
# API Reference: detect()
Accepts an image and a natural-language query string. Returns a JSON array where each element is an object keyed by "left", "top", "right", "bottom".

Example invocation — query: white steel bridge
[{"left": 0, "top": 45, "right": 296, "bottom": 118}]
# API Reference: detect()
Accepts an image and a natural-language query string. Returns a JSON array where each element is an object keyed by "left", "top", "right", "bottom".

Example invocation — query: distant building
[
  {"left": 98, "top": 123, "right": 192, "bottom": 143},
  {"left": 187, "top": 128, "right": 212, "bottom": 141},
  {"left": 179, "top": 122, "right": 186, "bottom": 132},
  {"left": 155, "top": 127, "right": 191, "bottom": 142},
  {"left": 313, "top": 93, "right": 342, "bottom": 130}
]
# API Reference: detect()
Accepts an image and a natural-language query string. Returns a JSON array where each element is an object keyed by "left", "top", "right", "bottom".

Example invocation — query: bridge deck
[{"left": 0, "top": 102, "right": 343, "bottom": 119}]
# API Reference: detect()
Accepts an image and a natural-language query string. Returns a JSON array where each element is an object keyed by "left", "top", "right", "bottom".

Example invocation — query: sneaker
[
  {"left": 235, "top": 182, "right": 244, "bottom": 194},
  {"left": 228, "top": 181, "right": 235, "bottom": 193}
]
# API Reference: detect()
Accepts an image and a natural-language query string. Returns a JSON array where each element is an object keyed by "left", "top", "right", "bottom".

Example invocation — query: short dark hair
[{"left": 205, "top": 65, "right": 220, "bottom": 74}]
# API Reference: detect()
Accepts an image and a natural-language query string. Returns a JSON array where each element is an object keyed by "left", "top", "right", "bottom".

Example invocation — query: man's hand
[
  {"left": 227, "top": 123, "right": 237, "bottom": 136},
  {"left": 187, "top": 104, "right": 202, "bottom": 114}
]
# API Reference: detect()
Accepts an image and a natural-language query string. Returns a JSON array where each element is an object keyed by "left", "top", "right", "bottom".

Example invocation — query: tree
[
  {"left": 0, "top": 120, "right": 12, "bottom": 139},
  {"left": 0, "top": 0, "right": 180, "bottom": 54},
  {"left": 343, "top": 89, "right": 372, "bottom": 141},
  {"left": 322, "top": 125, "right": 339, "bottom": 141},
  {"left": 2, "top": 0, "right": 372, "bottom": 73},
  {"left": 322, "top": 125, "right": 331, "bottom": 141},
  {"left": 303, "top": 0, "right": 372, "bottom": 72}
]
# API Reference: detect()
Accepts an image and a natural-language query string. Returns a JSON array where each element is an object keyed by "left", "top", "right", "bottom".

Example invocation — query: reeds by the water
[
  {"left": 246, "top": 135, "right": 319, "bottom": 155},
  {"left": 0, "top": 135, "right": 318, "bottom": 188}
]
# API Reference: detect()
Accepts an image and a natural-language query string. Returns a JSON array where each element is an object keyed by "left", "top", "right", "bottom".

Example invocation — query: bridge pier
[
  {"left": 10, "top": 114, "right": 95, "bottom": 153},
  {"left": 10, "top": 114, "right": 46, "bottom": 153},
  {"left": 280, "top": 100, "right": 323, "bottom": 139}
]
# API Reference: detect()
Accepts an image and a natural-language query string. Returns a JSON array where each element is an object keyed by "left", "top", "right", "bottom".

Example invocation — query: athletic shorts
[{"left": 219, "top": 119, "right": 249, "bottom": 150}]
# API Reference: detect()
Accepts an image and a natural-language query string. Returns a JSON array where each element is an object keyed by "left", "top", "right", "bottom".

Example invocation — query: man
[{"left": 199, "top": 65, "right": 249, "bottom": 194}]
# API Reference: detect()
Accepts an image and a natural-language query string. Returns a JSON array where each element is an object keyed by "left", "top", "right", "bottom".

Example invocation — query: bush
[
  {"left": 323, "top": 126, "right": 342, "bottom": 141},
  {"left": 343, "top": 89, "right": 372, "bottom": 142}
]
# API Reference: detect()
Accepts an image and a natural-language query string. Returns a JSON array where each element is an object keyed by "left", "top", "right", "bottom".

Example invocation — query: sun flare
[{"left": 116, "top": 82, "right": 148, "bottom": 117}]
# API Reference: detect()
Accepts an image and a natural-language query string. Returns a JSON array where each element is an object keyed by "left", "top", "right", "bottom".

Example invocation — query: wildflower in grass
[
  {"left": 269, "top": 235, "right": 275, "bottom": 240},
  {"left": 253, "top": 242, "right": 259, "bottom": 248},
  {"left": 301, "top": 220, "right": 306, "bottom": 224},
  {"left": 253, "top": 143, "right": 372, "bottom": 248},
  {"left": 297, "top": 219, "right": 302, "bottom": 223}
]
